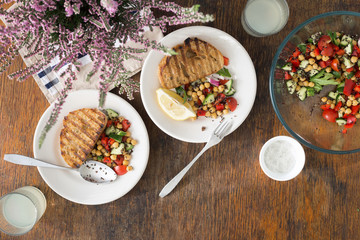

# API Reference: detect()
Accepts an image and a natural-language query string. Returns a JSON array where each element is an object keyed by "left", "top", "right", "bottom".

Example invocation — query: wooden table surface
[{"left": 2, "top": 0, "right": 360, "bottom": 239}]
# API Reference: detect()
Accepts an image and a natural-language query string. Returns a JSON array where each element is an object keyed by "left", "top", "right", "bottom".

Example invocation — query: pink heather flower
[
  {"left": 64, "top": 1, "right": 74, "bottom": 17},
  {"left": 100, "top": 0, "right": 120, "bottom": 15}
]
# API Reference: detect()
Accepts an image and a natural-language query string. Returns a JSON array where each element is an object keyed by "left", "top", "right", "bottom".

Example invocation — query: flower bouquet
[{"left": 0, "top": 0, "right": 213, "bottom": 147}]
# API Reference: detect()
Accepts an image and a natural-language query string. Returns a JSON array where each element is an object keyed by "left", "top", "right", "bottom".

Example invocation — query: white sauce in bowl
[{"left": 259, "top": 136, "right": 305, "bottom": 181}]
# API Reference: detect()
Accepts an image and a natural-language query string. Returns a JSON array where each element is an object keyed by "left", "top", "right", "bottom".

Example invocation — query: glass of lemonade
[
  {"left": 241, "top": 0, "right": 289, "bottom": 37},
  {"left": 0, "top": 186, "right": 46, "bottom": 236}
]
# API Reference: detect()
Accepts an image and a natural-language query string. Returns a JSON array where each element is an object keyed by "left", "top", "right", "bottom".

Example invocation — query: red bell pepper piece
[
  {"left": 219, "top": 79, "right": 229, "bottom": 85},
  {"left": 314, "top": 48, "right": 320, "bottom": 56},
  {"left": 106, "top": 120, "right": 113, "bottom": 128},
  {"left": 103, "top": 157, "right": 111, "bottom": 164},
  {"left": 290, "top": 58, "right": 300, "bottom": 68},
  {"left": 114, "top": 155, "right": 124, "bottom": 166},
  {"left": 292, "top": 48, "right": 301, "bottom": 58},
  {"left": 346, "top": 67, "right": 354, "bottom": 72},
  {"left": 336, "top": 49, "right": 345, "bottom": 56},
  {"left": 214, "top": 93, "right": 226, "bottom": 105},
  {"left": 108, "top": 138, "right": 115, "bottom": 146},
  {"left": 223, "top": 56, "right": 229, "bottom": 66},
  {"left": 352, "top": 105, "right": 360, "bottom": 115},
  {"left": 225, "top": 97, "right": 238, "bottom": 112},
  {"left": 330, "top": 58, "right": 340, "bottom": 72},
  {"left": 342, "top": 129, "right": 348, "bottom": 134},
  {"left": 320, "top": 104, "right": 331, "bottom": 110},
  {"left": 354, "top": 84, "right": 360, "bottom": 92},
  {"left": 343, "top": 79, "right": 356, "bottom": 96},
  {"left": 334, "top": 102, "right": 342, "bottom": 111}
]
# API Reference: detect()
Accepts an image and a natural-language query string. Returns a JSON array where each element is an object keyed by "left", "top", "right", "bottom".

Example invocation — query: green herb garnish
[
  {"left": 297, "top": 43, "right": 307, "bottom": 54},
  {"left": 175, "top": 86, "right": 188, "bottom": 104},
  {"left": 217, "top": 68, "right": 231, "bottom": 78}
]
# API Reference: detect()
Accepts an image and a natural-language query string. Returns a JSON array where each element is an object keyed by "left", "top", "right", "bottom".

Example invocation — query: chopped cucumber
[
  {"left": 286, "top": 80, "right": 296, "bottom": 94},
  {"left": 345, "top": 43, "right": 353, "bottom": 55},
  {"left": 297, "top": 87, "right": 307, "bottom": 101},
  {"left": 343, "top": 57, "right": 354, "bottom": 69},
  {"left": 106, "top": 109, "right": 119, "bottom": 119},
  {"left": 341, "top": 35, "right": 353, "bottom": 45},
  {"left": 125, "top": 143, "right": 134, "bottom": 151},
  {"left": 109, "top": 132, "right": 127, "bottom": 142},
  {"left": 299, "top": 60, "right": 309, "bottom": 69},
  {"left": 105, "top": 125, "right": 116, "bottom": 135},
  {"left": 282, "top": 63, "right": 292, "bottom": 71},
  {"left": 203, "top": 94, "right": 215, "bottom": 105},
  {"left": 224, "top": 79, "right": 233, "bottom": 92},
  {"left": 111, "top": 143, "right": 125, "bottom": 155},
  {"left": 336, "top": 118, "right": 347, "bottom": 126},
  {"left": 309, "top": 69, "right": 319, "bottom": 77},
  {"left": 336, "top": 94, "right": 346, "bottom": 104},
  {"left": 328, "top": 91, "right": 338, "bottom": 100},
  {"left": 225, "top": 87, "right": 236, "bottom": 96}
]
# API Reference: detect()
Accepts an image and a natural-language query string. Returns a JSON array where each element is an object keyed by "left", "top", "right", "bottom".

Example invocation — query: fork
[{"left": 159, "top": 119, "right": 232, "bottom": 198}]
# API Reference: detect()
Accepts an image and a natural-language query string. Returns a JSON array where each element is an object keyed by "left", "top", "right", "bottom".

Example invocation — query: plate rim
[
  {"left": 33, "top": 89, "right": 150, "bottom": 205},
  {"left": 140, "top": 25, "right": 257, "bottom": 143}
]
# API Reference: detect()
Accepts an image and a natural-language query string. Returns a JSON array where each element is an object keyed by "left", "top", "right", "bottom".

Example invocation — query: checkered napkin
[{"left": 2, "top": 5, "right": 163, "bottom": 103}]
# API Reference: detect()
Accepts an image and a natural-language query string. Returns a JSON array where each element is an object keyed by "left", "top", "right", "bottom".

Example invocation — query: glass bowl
[{"left": 270, "top": 11, "right": 360, "bottom": 154}]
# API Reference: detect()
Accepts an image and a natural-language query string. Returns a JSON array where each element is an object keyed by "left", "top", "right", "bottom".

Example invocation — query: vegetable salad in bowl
[{"left": 281, "top": 31, "right": 360, "bottom": 133}]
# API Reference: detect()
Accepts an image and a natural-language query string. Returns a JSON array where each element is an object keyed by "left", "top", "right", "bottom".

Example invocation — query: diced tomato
[
  {"left": 284, "top": 72, "right": 292, "bottom": 80},
  {"left": 346, "top": 114, "right": 357, "bottom": 124},
  {"left": 108, "top": 138, "right": 115, "bottom": 146},
  {"left": 320, "top": 104, "right": 331, "bottom": 110},
  {"left": 292, "top": 48, "right": 301, "bottom": 58},
  {"left": 354, "top": 84, "right": 360, "bottom": 92},
  {"left": 331, "top": 43, "right": 339, "bottom": 52},
  {"left": 334, "top": 102, "right": 342, "bottom": 111},
  {"left": 215, "top": 103, "right": 225, "bottom": 111},
  {"left": 355, "top": 93, "right": 360, "bottom": 99},
  {"left": 352, "top": 105, "right": 360, "bottom": 115},
  {"left": 114, "top": 165, "right": 127, "bottom": 175},
  {"left": 219, "top": 79, "right": 229, "bottom": 85},
  {"left": 342, "top": 129, "right": 348, "bottom": 134},
  {"left": 319, "top": 61, "right": 327, "bottom": 69},
  {"left": 354, "top": 45, "right": 360, "bottom": 55},
  {"left": 197, "top": 109, "right": 206, "bottom": 116},
  {"left": 223, "top": 56, "right": 229, "bottom": 66},
  {"left": 345, "top": 122, "right": 355, "bottom": 129},
  {"left": 113, "top": 120, "right": 119, "bottom": 126},
  {"left": 346, "top": 67, "right": 354, "bottom": 72},
  {"left": 225, "top": 97, "right": 237, "bottom": 112},
  {"left": 355, "top": 71, "right": 360, "bottom": 78},
  {"left": 100, "top": 133, "right": 106, "bottom": 139},
  {"left": 214, "top": 93, "right": 226, "bottom": 105},
  {"left": 336, "top": 49, "right": 345, "bottom": 56},
  {"left": 106, "top": 120, "right": 113, "bottom": 127},
  {"left": 314, "top": 47, "right": 320, "bottom": 56},
  {"left": 322, "top": 109, "right": 338, "bottom": 122},
  {"left": 114, "top": 155, "right": 124, "bottom": 165},
  {"left": 321, "top": 45, "right": 333, "bottom": 57},
  {"left": 203, "top": 87, "right": 212, "bottom": 95},
  {"left": 290, "top": 58, "right": 300, "bottom": 68},
  {"left": 352, "top": 50, "right": 359, "bottom": 57},
  {"left": 122, "top": 119, "right": 131, "bottom": 131},
  {"left": 103, "top": 157, "right": 111, "bottom": 164},
  {"left": 330, "top": 58, "right": 340, "bottom": 72},
  {"left": 291, "top": 66, "right": 297, "bottom": 72},
  {"left": 318, "top": 35, "right": 331, "bottom": 50},
  {"left": 101, "top": 137, "right": 109, "bottom": 147},
  {"left": 344, "top": 79, "right": 356, "bottom": 96}
]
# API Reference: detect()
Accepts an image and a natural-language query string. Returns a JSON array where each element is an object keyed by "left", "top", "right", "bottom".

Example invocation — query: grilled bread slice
[
  {"left": 158, "top": 37, "right": 224, "bottom": 89},
  {"left": 60, "top": 108, "right": 107, "bottom": 168}
]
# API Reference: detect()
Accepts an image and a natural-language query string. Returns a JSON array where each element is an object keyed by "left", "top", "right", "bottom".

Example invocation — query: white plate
[
  {"left": 140, "top": 26, "right": 257, "bottom": 142},
  {"left": 33, "top": 90, "right": 149, "bottom": 205}
]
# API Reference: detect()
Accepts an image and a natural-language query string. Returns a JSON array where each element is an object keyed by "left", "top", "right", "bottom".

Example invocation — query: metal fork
[{"left": 159, "top": 120, "right": 232, "bottom": 198}]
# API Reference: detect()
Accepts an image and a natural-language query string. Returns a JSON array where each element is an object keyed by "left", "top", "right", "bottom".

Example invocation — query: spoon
[{"left": 3, "top": 154, "right": 117, "bottom": 183}]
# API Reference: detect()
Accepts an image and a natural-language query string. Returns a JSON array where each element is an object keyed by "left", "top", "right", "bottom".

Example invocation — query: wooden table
[{"left": 1, "top": 0, "right": 360, "bottom": 239}]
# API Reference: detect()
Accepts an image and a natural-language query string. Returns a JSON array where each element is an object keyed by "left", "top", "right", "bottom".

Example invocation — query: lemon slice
[{"left": 156, "top": 88, "right": 196, "bottom": 121}]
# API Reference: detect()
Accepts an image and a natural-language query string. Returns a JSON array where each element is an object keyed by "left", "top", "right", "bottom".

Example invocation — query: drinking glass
[
  {"left": 241, "top": 0, "right": 289, "bottom": 37},
  {"left": 0, "top": 186, "right": 46, "bottom": 236}
]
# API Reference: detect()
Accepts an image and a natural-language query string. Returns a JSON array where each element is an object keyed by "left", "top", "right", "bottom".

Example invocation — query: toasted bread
[
  {"left": 60, "top": 108, "right": 107, "bottom": 168},
  {"left": 158, "top": 37, "right": 224, "bottom": 89}
]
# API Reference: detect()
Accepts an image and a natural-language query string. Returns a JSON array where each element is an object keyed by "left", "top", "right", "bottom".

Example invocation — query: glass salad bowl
[{"left": 270, "top": 11, "right": 360, "bottom": 154}]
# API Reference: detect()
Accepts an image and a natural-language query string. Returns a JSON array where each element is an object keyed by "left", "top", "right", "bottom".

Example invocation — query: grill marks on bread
[
  {"left": 158, "top": 38, "right": 224, "bottom": 89},
  {"left": 60, "top": 108, "right": 107, "bottom": 168}
]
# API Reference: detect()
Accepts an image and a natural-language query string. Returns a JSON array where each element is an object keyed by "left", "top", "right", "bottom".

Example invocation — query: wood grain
[{"left": 1, "top": 0, "right": 360, "bottom": 239}]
